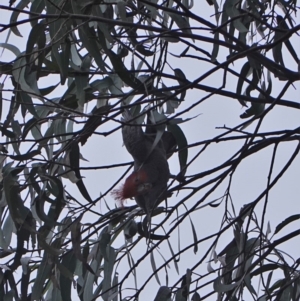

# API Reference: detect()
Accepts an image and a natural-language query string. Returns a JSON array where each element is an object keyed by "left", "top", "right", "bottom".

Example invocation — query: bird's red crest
[{"left": 111, "top": 170, "right": 148, "bottom": 207}]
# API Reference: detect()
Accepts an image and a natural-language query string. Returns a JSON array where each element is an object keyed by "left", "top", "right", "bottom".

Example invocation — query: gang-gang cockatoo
[{"left": 112, "top": 110, "right": 172, "bottom": 217}]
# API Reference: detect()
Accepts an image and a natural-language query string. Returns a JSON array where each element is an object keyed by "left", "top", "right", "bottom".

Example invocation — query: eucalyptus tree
[{"left": 0, "top": 1, "right": 299, "bottom": 300}]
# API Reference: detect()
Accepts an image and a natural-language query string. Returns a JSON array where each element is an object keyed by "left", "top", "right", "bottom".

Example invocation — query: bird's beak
[{"left": 137, "top": 183, "right": 152, "bottom": 194}]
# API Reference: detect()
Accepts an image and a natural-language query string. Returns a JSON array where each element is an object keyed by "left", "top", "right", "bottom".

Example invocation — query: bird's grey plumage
[{"left": 121, "top": 110, "right": 170, "bottom": 213}]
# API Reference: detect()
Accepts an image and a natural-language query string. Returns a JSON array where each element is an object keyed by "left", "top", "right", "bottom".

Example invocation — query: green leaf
[
  {"left": 275, "top": 15, "right": 299, "bottom": 65},
  {"left": 154, "top": 286, "right": 172, "bottom": 301},
  {"left": 181, "top": 269, "right": 192, "bottom": 299},
  {"left": 124, "top": 219, "right": 138, "bottom": 240},
  {"left": 12, "top": 53, "right": 41, "bottom": 97},
  {"left": 59, "top": 79, "right": 78, "bottom": 109},
  {"left": 174, "top": 68, "right": 188, "bottom": 101},
  {"left": 149, "top": 110, "right": 167, "bottom": 155},
  {"left": 128, "top": 28, "right": 155, "bottom": 56},
  {"left": 3, "top": 290, "right": 14, "bottom": 301},
  {"left": 51, "top": 40, "right": 71, "bottom": 85},
  {"left": 102, "top": 247, "right": 117, "bottom": 301},
  {"left": 18, "top": 92, "right": 38, "bottom": 118},
  {"left": 52, "top": 286, "right": 62, "bottom": 301},
  {"left": 224, "top": 0, "right": 248, "bottom": 33},
  {"left": 37, "top": 226, "right": 63, "bottom": 256},
  {"left": 0, "top": 126, "right": 15, "bottom": 138},
  {"left": 213, "top": 276, "right": 241, "bottom": 293},
  {"left": 90, "top": 77, "right": 114, "bottom": 93},
  {"left": 189, "top": 216, "right": 198, "bottom": 254},
  {"left": 175, "top": 288, "right": 186, "bottom": 301},
  {"left": 218, "top": 238, "right": 239, "bottom": 284},
  {"left": 84, "top": 248, "right": 102, "bottom": 301},
  {"left": 78, "top": 24, "right": 106, "bottom": 72},
  {"left": 99, "top": 227, "right": 111, "bottom": 261},
  {"left": 274, "top": 214, "right": 300, "bottom": 235},
  {"left": 10, "top": 150, "right": 41, "bottom": 161},
  {"left": 57, "top": 217, "right": 73, "bottom": 241},
  {"left": 3, "top": 171, "right": 29, "bottom": 226},
  {"left": 0, "top": 83, "right": 2, "bottom": 121},
  {"left": 279, "top": 285, "right": 292, "bottom": 301},
  {"left": 150, "top": 251, "right": 161, "bottom": 285},
  {"left": 30, "top": 0, "right": 46, "bottom": 27},
  {"left": 1, "top": 214, "right": 14, "bottom": 250},
  {"left": 59, "top": 252, "right": 77, "bottom": 301},
  {"left": 75, "top": 54, "right": 92, "bottom": 111},
  {"left": 116, "top": 1, "right": 127, "bottom": 21},
  {"left": 236, "top": 62, "right": 250, "bottom": 107},
  {"left": 92, "top": 282, "right": 104, "bottom": 301},
  {"left": 46, "top": 1, "right": 71, "bottom": 85},
  {"left": 71, "top": 0, "right": 106, "bottom": 72},
  {"left": 167, "top": 124, "right": 188, "bottom": 175},
  {"left": 143, "top": 2, "right": 158, "bottom": 19},
  {"left": 211, "top": 32, "right": 219, "bottom": 62},
  {"left": 105, "top": 49, "right": 142, "bottom": 89},
  {"left": 31, "top": 251, "right": 53, "bottom": 300},
  {"left": 40, "top": 84, "right": 59, "bottom": 96},
  {"left": 10, "top": 0, "right": 31, "bottom": 37},
  {"left": 20, "top": 256, "right": 31, "bottom": 276},
  {"left": 272, "top": 29, "right": 284, "bottom": 66},
  {"left": 0, "top": 43, "right": 21, "bottom": 57},
  {"left": 240, "top": 101, "right": 264, "bottom": 119},
  {"left": 221, "top": 8, "right": 229, "bottom": 36},
  {"left": 251, "top": 264, "right": 279, "bottom": 277},
  {"left": 69, "top": 142, "right": 93, "bottom": 203},
  {"left": 94, "top": 6, "right": 114, "bottom": 44},
  {"left": 111, "top": 272, "right": 119, "bottom": 301},
  {"left": 22, "top": 118, "right": 37, "bottom": 140},
  {"left": 42, "top": 175, "right": 64, "bottom": 203},
  {"left": 35, "top": 196, "right": 57, "bottom": 227},
  {"left": 167, "top": 9, "right": 194, "bottom": 40},
  {"left": 26, "top": 22, "right": 46, "bottom": 66},
  {"left": 0, "top": 229, "right": 7, "bottom": 251},
  {"left": 240, "top": 77, "right": 268, "bottom": 119},
  {"left": 191, "top": 292, "right": 201, "bottom": 301},
  {"left": 166, "top": 237, "right": 179, "bottom": 274},
  {"left": 244, "top": 272, "right": 257, "bottom": 296}
]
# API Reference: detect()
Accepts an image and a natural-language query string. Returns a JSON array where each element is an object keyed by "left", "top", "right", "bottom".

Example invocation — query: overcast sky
[{"left": 0, "top": 0, "right": 300, "bottom": 300}]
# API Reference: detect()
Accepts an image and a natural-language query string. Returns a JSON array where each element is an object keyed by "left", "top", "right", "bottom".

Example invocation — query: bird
[
  {"left": 112, "top": 110, "right": 170, "bottom": 216},
  {"left": 112, "top": 169, "right": 152, "bottom": 206}
]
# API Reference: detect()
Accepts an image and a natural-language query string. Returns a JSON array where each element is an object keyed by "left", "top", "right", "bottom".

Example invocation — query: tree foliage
[{"left": 0, "top": 0, "right": 300, "bottom": 300}]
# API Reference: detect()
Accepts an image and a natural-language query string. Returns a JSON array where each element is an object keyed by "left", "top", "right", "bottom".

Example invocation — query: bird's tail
[{"left": 121, "top": 109, "right": 134, "bottom": 124}]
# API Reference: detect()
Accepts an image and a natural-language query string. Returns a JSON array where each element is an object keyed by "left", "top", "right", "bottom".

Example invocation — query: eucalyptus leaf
[
  {"left": 30, "top": 0, "right": 46, "bottom": 27},
  {"left": 274, "top": 214, "right": 300, "bottom": 235},
  {"left": 102, "top": 247, "right": 117, "bottom": 301},
  {"left": 167, "top": 9, "right": 194, "bottom": 40},
  {"left": 224, "top": 0, "right": 248, "bottom": 33},
  {"left": 167, "top": 124, "right": 188, "bottom": 175},
  {"left": 0, "top": 43, "right": 21, "bottom": 57},
  {"left": 31, "top": 251, "right": 54, "bottom": 300},
  {"left": 211, "top": 32, "right": 219, "bottom": 62},
  {"left": 12, "top": 53, "right": 41, "bottom": 97},
  {"left": 150, "top": 251, "right": 161, "bottom": 285},
  {"left": 154, "top": 286, "right": 172, "bottom": 301},
  {"left": 213, "top": 276, "right": 241, "bottom": 293},
  {"left": 72, "top": 0, "right": 106, "bottom": 72},
  {"left": 59, "top": 252, "right": 77, "bottom": 301},
  {"left": 2, "top": 214, "right": 14, "bottom": 250},
  {"left": 10, "top": 0, "right": 31, "bottom": 37},
  {"left": 191, "top": 292, "right": 201, "bottom": 301},
  {"left": 175, "top": 289, "right": 186, "bottom": 301}
]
